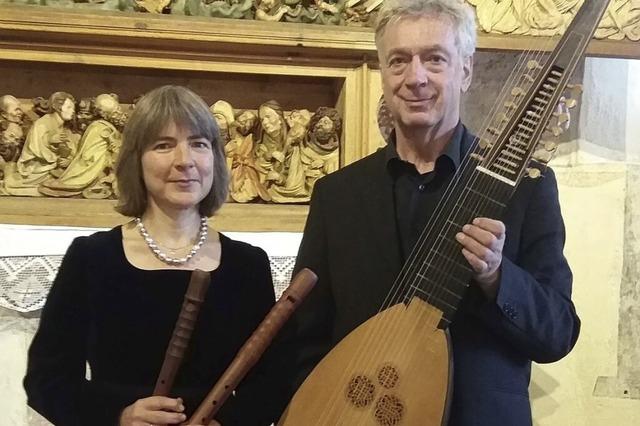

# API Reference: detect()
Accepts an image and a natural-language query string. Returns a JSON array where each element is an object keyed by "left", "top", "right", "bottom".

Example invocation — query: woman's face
[
  {"left": 141, "top": 121, "right": 214, "bottom": 213},
  {"left": 260, "top": 107, "right": 283, "bottom": 139}
]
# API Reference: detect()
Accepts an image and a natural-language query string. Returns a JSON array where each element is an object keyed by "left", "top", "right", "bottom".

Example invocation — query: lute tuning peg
[
  {"left": 511, "top": 87, "right": 526, "bottom": 97},
  {"left": 526, "top": 167, "right": 542, "bottom": 179},
  {"left": 527, "top": 60, "right": 542, "bottom": 70},
  {"left": 478, "top": 139, "right": 493, "bottom": 149},
  {"left": 504, "top": 101, "right": 518, "bottom": 110}
]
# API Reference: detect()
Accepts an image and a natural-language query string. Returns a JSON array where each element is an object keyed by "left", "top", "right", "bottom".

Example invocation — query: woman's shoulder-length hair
[{"left": 115, "top": 85, "right": 229, "bottom": 218}]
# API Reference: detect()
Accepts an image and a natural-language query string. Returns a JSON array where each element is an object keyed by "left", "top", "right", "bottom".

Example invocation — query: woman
[{"left": 24, "top": 86, "right": 282, "bottom": 426}]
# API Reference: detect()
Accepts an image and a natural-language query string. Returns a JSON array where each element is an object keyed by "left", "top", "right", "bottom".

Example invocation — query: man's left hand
[{"left": 455, "top": 217, "right": 505, "bottom": 300}]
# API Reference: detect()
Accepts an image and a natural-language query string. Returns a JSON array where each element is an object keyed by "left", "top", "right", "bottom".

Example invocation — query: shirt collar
[{"left": 384, "top": 121, "right": 465, "bottom": 172}]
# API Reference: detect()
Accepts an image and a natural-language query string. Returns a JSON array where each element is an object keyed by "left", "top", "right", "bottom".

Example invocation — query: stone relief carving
[
  {"left": 38, "top": 94, "right": 126, "bottom": 199},
  {"left": 2, "top": 0, "right": 638, "bottom": 40},
  {"left": 468, "top": 0, "right": 640, "bottom": 41},
  {"left": 0, "top": 92, "right": 342, "bottom": 204},
  {"left": 3, "top": 92, "right": 78, "bottom": 197}
]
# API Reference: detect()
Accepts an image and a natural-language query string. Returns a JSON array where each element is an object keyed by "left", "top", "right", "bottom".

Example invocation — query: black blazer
[{"left": 285, "top": 125, "right": 580, "bottom": 426}]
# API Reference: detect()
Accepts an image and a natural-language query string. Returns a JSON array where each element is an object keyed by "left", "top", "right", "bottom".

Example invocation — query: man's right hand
[{"left": 119, "top": 396, "right": 186, "bottom": 426}]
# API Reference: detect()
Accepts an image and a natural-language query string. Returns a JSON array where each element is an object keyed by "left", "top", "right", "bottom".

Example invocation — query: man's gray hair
[{"left": 375, "top": 0, "right": 477, "bottom": 58}]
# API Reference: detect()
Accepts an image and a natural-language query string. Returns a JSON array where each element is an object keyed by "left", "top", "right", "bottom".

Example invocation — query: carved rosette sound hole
[
  {"left": 377, "top": 364, "right": 400, "bottom": 389},
  {"left": 374, "top": 394, "right": 404, "bottom": 426},
  {"left": 346, "top": 375, "right": 376, "bottom": 408}
]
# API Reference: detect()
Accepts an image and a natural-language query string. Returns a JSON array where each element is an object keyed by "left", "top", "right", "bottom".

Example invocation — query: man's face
[
  {"left": 378, "top": 15, "right": 472, "bottom": 133},
  {"left": 1, "top": 96, "right": 24, "bottom": 123}
]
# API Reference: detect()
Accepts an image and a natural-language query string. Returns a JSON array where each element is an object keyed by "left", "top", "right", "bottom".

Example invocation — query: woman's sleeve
[
  {"left": 23, "top": 237, "right": 90, "bottom": 426},
  {"left": 219, "top": 246, "right": 290, "bottom": 426}
]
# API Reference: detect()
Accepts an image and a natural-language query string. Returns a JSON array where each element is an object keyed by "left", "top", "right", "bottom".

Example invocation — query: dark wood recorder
[
  {"left": 153, "top": 269, "right": 211, "bottom": 396},
  {"left": 185, "top": 268, "right": 318, "bottom": 425}
]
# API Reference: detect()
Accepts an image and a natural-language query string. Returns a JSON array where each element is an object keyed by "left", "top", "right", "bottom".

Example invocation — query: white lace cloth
[{"left": 0, "top": 255, "right": 296, "bottom": 313}]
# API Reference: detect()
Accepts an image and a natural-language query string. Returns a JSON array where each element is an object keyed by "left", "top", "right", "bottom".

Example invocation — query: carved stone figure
[
  {"left": 268, "top": 108, "right": 312, "bottom": 202},
  {"left": 226, "top": 110, "right": 270, "bottom": 202},
  {"left": 0, "top": 95, "right": 25, "bottom": 124},
  {"left": 254, "top": 0, "right": 301, "bottom": 21},
  {"left": 255, "top": 100, "right": 287, "bottom": 187},
  {"left": 184, "top": 0, "right": 253, "bottom": 18},
  {"left": 0, "top": 122, "right": 25, "bottom": 183},
  {"left": 3, "top": 92, "right": 78, "bottom": 196},
  {"left": 377, "top": 96, "right": 394, "bottom": 143},
  {"left": 300, "top": 106, "right": 341, "bottom": 192},
  {"left": 76, "top": 97, "right": 99, "bottom": 132},
  {"left": 39, "top": 94, "right": 126, "bottom": 199},
  {"left": 467, "top": 0, "right": 578, "bottom": 35},
  {"left": 309, "top": 0, "right": 345, "bottom": 24},
  {"left": 210, "top": 100, "right": 235, "bottom": 145},
  {"left": 596, "top": 0, "right": 640, "bottom": 41},
  {"left": 134, "top": 0, "right": 171, "bottom": 13},
  {"left": 468, "top": 0, "right": 640, "bottom": 40}
]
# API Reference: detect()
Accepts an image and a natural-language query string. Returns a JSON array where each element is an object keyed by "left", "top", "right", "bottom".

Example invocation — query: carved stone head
[
  {"left": 258, "top": 100, "right": 286, "bottom": 139},
  {"left": 0, "top": 95, "right": 24, "bottom": 124},
  {"left": 1, "top": 122, "right": 23, "bottom": 146},
  {"left": 235, "top": 110, "right": 258, "bottom": 136},
  {"left": 210, "top": 100, "right": 235, "bottom": 143},
  {"left": 309, "top": 106, "right": 342, "bottom": 151},
  {"left": 49, "top": 92, "right": 76, "bottom": 122}
]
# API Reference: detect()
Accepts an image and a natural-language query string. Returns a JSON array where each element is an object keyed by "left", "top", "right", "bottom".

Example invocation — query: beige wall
[{"left": 530, "top": 58, "right": 640, "bottom": 425}]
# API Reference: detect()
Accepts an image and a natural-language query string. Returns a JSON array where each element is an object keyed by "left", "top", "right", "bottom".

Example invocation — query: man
[{"left": 282, "top": 0, "right": 580, "bottom": 425}]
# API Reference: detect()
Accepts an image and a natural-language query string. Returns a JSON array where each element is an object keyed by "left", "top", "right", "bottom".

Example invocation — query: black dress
[{"left": 24, "top": 227, "right": 282, "bottom": 426}]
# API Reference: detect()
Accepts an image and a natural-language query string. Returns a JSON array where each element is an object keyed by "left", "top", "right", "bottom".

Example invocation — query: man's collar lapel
[{"left": 358, "top": 149, "right": 402, "bottom": 272}]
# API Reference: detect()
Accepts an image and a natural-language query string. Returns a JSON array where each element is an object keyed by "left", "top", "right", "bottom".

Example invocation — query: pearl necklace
[{"left": 135, "top": 216, "right": 208, "bottom": 265}]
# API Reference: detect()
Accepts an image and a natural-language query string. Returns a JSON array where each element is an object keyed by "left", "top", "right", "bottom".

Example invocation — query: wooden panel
[
  {"left": 0, "top": 60, "right": 343, "bottom": 111},
  {"left": 0, "top": 197, "right": 309, "bottom": 231},
  {"left": 0, "top": 5, "right": 637, "bottom": 62}
]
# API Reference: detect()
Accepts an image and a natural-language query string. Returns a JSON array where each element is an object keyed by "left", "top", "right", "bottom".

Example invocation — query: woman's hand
[{"left": 119, "top": 396, "right": 186, "bottom": 426}]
